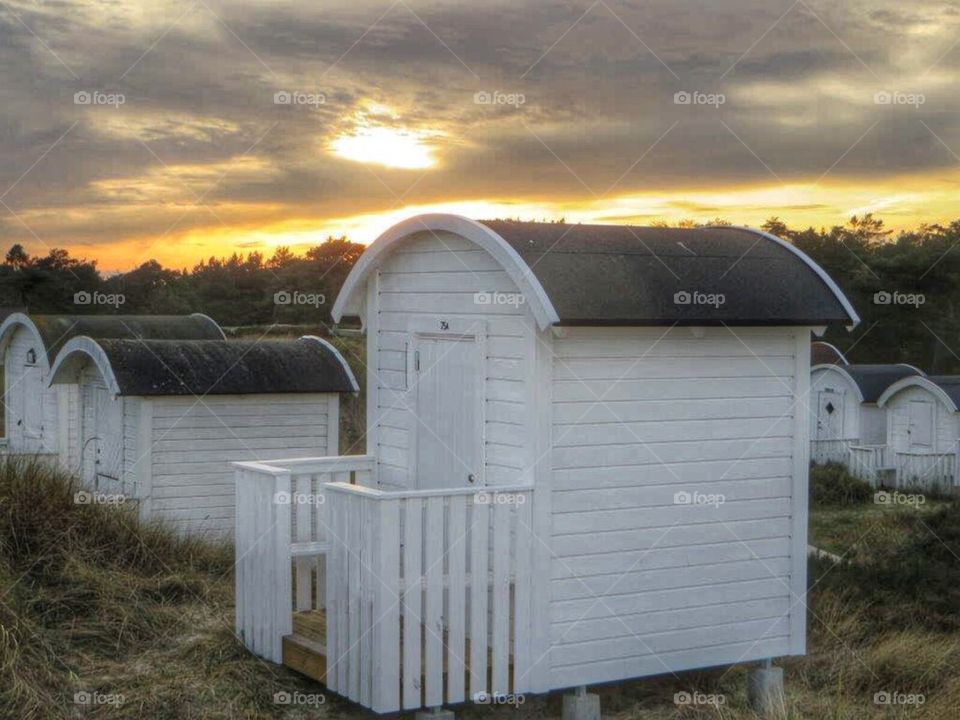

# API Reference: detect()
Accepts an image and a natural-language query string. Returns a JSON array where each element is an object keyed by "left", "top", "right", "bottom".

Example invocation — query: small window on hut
[{"left": 25, "top": 348, "right": 37, "bottom": 366}]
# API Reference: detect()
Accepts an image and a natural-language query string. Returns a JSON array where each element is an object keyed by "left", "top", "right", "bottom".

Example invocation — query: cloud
[{"left": 2, "top": 0, "right": 960, "bottom": 267}]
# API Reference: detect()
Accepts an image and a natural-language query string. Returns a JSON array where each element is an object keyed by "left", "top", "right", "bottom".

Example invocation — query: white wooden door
[
  {"left": 21, "top": 364, "right": 44, "bottom": 453},
  {"left": 816, "top": 390, "right": 844, "bottom": 440},
  {"left": 908, "top": 400, "right": 934, "bottom": 449},
  {"left": 83, "top": 382, "right": 124, "bottom": 493},
  {"left": 414, "top": 334, "right": 483, "bottom": 490}
]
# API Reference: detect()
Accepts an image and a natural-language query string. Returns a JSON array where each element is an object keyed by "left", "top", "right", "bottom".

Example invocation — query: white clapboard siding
[
  {"left": 4, "top": 326, "right": 60, "bottom": 455},
  {"left": 148, "top": 394, "right": 335, "bottom": 537},
  {"left": 548, "top": 326, "right": 801, "bottom": 686},
  {"left": 371, "top": 231, "right": 535, "bottom": 488}
]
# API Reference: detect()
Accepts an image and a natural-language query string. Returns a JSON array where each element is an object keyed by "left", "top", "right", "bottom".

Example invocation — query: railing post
[
  {"left": 271, "top": 471, "right": 293, "bottom": 663},
  {"left": 371, "top": 495, "right": 400, "bottom": 713}
]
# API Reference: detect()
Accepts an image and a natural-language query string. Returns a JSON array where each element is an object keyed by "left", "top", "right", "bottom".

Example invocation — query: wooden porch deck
[{"left": 282, "top": 610, "right": 514, "bottom": 696}]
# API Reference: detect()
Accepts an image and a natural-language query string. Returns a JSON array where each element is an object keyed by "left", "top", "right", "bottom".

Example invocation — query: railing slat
[
  {"left": 512, "top": 494, "right": 533, "bottom": 693},
  {"left": 372, "top": 498, "right": 401, "bottom": 713},
  {"left": 491, "top": 503, "right": 511, "bottom": 694},
  {"left": 348, "top": 493, "right": 362, "bottom": 701},
  {"left": 402, "top": 498, "right": 423, "bottom": 710},
  {"left": 326, "top": 484, "right": 340, "bottom": 693},
  {"left": 360, "top": 495, "right": 374, "bottom": 708},
  {"left": 469, "top": 499, "right": 489, "bottom": 698},
  {"left": 336, "top": 491, "right": 349, "bottom": 693},
  {"left": 446, "top": 495, "right": 467, "bottom": 703},
  {"left": 295, "top": 473, "right": 312, "bottom": 612},
  {"left": 424, "top": 496, "right": 444, "bottom": 708},
  {"left": 272, "top": 472, "right": 293, "bottom": 662}
]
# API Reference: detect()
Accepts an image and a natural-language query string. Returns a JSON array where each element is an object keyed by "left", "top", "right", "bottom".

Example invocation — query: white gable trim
[
  {"left": 0, "top": 313, "right": 52, "bottom": 369},
  {"left": 707, "top": 226, "right": 861, "bottom": 329},
  {"left": 811, "top": 363, "right": 866, "bottom": 404},
  {"left": 878, "top": 376, "right": 959, "bottom": 413},
  {"left": 47, "top": 336, "right": 121, "bottom": 397},
  {"left": 299, "top": 335, "right": 360, "bottom": 393},
  {"left": 189, "top": 312, "right": 227, "bottom": 339},
  {"left": 331, "top": 213, "right": 560, "bottom": 331}
]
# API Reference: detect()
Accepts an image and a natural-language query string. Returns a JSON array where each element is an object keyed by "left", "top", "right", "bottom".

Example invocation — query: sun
[{"left": 330, "top": 126, "right": 438, "bottom": 170}]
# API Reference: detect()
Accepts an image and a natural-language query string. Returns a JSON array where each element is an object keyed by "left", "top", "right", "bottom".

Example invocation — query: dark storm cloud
[{"left": 1, "top": 0, "right": 959, "bottom": 249}]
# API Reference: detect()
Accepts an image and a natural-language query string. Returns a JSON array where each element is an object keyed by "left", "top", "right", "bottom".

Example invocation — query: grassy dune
[{"left": 3, "top": 412, "right": 960, "bottom": 716}]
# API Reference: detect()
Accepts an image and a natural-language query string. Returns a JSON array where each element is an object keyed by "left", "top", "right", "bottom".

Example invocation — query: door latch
[{"left": 468, "top": 473, "right": 476, "bottom": 483}]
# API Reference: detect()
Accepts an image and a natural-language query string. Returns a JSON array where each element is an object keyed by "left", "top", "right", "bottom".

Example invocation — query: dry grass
[{"left": 3, "top": 343, "right": 960, "bottom": 718}]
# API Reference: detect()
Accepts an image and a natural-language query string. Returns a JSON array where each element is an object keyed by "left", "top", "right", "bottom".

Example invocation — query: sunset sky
[{"left": 2, "top": 0, "right": 960, "bottom": 271}]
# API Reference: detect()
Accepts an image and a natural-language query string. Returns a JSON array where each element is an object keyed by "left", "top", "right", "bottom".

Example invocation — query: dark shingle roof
[
  {"left": 842, "top": 364, "right": 922, "bottom": 403},
  {"left": 18, "top": 314, "right": 224, "bottom": 363},
  {"left": 480, "top": 221, "right": 855, "bottom": 326},
  {"left": 925, "top": 376, "right": 960, "bottom": 412},
  {"left": 50, "top": 337, "right": 357, "bottom": 396}
]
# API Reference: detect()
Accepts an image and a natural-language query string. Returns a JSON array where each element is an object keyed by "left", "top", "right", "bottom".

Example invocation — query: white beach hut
[
  {"left": 0, "top": 313, "right": 223, "bottom": 465},
  {"left": 877, "top": 375, "right": 960, "bottom": 490},
  {"left": 47, "top": 336, "right": 357, "bottom": 537},
  {"left": 809, "top": 363, "right": 922, "bottom": 478},
  {"left": 232, "top": 214, "right": 858, "bottom": 714}
]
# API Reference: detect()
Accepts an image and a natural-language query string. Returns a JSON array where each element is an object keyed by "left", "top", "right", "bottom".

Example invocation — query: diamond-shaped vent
[{"left": 825, "top": 402, "right": 835, "bottom": 414}]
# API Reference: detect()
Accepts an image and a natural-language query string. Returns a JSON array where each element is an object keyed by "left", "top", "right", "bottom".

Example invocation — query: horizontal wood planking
[
  {"left": 553, "top": 596, "right": 791, "bottom": 645},
  {"left": 148, "top": 394, "right": 334, "bottom": 536},
  {"left": 553, "top": 576, "right": 792, "bottom": 622},
  {"left": 547, "top": 326, "right": 800, "bottom": 686},
  {"left": 552, "top": 436, "right": 793, "bottom": 470},
  {"left": 552, "top": 556, "right": 792, "bottom": 602},
  {"left": 551, "top": 637, "right": 791, "bottom": 688},
  {"left": 553, "top": 476, "right": 791, "bottom": 513},
  {"left": 372, "top": 231, "right": 535, "bottom": 488}
]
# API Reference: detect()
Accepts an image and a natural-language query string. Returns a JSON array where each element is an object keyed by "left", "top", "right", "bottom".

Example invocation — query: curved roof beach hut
[
  {"left": 48, "top": 336, "right": 357, "bottom": 537},
  {"left": 811, "top": 340, "right": 848, "bottom": 366},
  {"left": 877, "top": 375, "right": 960, "bottom": 490},
  {"left": 0, "top": 313, "right": 223, "bottom": 462},
  {"left": 809, "top": 363, "right": 923, "bottom": 473},
  {"left": 233, "top": 214, "right": 858, "bottom": 712}
]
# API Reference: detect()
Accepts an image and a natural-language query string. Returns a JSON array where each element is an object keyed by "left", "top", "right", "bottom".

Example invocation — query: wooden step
[{"left": 282, "top": 633, "right": 327, "bottom": 684}]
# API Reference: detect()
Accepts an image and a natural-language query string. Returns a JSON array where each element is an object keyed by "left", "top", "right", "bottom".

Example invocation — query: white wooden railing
[
  {"left": 324, "top": 482, "right": 535, "bottom": 713},
  {"left": 893, "top": 451, "right": 956, "bottom": 491},
  {"left": 848, "top": 444, "right": 886, "bottom": 485},
  {"left": 811, "top": 438, "right": 856, "bottom": 465},
  {"left": 233, "top": 455, "right": 376, "bottom": 662}
]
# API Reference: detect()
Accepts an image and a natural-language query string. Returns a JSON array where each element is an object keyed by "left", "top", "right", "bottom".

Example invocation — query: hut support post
[
  {"left": 561, "top": 686, "right": 600, "bottom": 720},
  {"left": 748, "top": 659, "right": 785, "bottom": 718}
]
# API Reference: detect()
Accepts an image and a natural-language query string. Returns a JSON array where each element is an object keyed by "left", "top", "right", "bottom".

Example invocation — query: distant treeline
[
  {"left": 0, "top": 237, "right": 364, "bottom": 329},
  {"left": 2, "top": 215, "right": 959, "bottom": 371}
]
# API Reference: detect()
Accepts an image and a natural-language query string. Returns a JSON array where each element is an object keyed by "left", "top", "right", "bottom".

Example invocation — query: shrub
[{"left": 810, "top": 462, "right": 873, "bottom": 506}]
